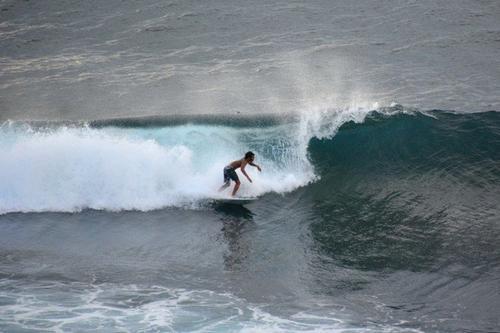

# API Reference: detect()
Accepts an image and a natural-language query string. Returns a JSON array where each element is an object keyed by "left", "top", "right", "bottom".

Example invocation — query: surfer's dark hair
[{"left": 245, "top": 151, "right": 255, "bottom": 160}]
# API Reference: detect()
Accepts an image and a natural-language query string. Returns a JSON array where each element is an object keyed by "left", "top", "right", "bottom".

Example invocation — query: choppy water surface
[{"left": 1, "top": 0, "right": 499, "bottom": 120}]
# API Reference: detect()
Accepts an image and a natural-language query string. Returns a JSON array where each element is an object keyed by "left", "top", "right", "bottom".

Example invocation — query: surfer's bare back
[{"left": 218, "top": 151, "right": 262, "bottom": 197}]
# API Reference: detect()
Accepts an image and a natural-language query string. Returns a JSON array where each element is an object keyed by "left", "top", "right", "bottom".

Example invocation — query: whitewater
[{"left": 0, "top": 104, "right": 385, "bottom": 214}]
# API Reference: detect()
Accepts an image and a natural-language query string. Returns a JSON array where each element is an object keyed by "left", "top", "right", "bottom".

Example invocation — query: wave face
[
  {"left": 309, "top": 110, "right": 500, "bottom": 192},
  {"left": 306, "top": 110, "right": 500, "bottom": 274},
  {"left": 1, "top": 108, "right": 499, "bottom": 214}
]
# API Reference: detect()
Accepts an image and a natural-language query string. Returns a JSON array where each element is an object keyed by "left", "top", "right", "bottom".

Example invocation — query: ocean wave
[{"left": 1, "top": 107, "right": 499, "bottom": 214}]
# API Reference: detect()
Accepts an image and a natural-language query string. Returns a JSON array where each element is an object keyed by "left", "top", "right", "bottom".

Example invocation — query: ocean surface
[{"left": 1, "top": 1, "right": 500, "bottom": 332}]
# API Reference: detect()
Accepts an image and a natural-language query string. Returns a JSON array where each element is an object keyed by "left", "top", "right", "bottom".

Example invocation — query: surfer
[{"left": 218, "top": 151, "right": 262, "bottom": 197}]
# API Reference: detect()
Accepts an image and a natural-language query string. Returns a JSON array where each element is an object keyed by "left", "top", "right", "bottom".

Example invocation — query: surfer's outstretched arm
[
  {"left": 241, "top": 163, "right": 252, "bottom": 183},
  {"left": 249, "top": 162, "right": 262, "bottom": 172}
]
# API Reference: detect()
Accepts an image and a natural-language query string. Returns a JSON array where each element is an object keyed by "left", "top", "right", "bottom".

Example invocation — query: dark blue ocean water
[{"left": 1, "top": 0, "right": 500, "bottom": 332}]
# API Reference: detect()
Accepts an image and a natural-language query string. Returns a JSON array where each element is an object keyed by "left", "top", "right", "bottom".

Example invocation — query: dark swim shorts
[{"left": 223, "top": 166, "right": 239, "bottom": 184}]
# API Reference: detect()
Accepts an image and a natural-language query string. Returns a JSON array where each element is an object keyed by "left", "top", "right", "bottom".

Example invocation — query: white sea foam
[
  {"left": 0, "top": 279, "right": 423, "bottom": 333},
  {"left": 0, "top": 122, "right": 315, "bottom": 214}
]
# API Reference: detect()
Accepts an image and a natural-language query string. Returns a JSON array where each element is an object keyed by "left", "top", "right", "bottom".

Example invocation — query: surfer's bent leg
[
  {"left": 232, "top": 180, "right": 241, "bottom": 197},
  {"left": 218, "top": 181, "right": 230, "bottom": 192}
]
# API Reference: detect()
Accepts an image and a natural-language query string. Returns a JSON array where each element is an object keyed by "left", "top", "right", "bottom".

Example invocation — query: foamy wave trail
[{"left": 0, "top": 279, "right": 422, "bottom": 333}]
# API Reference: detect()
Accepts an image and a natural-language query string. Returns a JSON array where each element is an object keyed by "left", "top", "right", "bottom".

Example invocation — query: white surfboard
[{"left": 213, "top": 197, "right": 257, "bottom": 205}]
